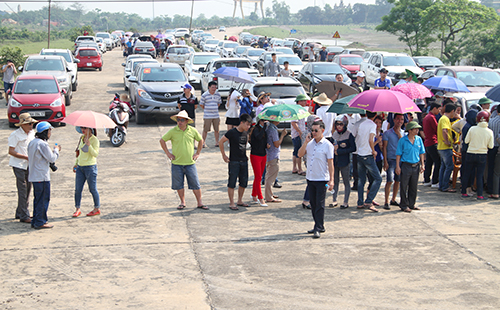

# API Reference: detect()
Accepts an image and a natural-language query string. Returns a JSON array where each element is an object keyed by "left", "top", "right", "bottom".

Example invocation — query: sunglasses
[
  {"left": 177, "top": 118, "right": 187, "bottom": 123},
  {"left": 311, "top": 129, "right": 320, "bottom": 133}
]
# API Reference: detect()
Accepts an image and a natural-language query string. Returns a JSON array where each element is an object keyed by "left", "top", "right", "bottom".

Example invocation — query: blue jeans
[
  {"left": 461, "top": 153, "right": 487, "bottom": 197},
  {"left": 75, "top": 165, "right": 100, "bottom": 208},
  {"left": 386, "top": 159, "right": 400, "bottom": 183},
  {"left": 32, "top": 181, "right": 50, "bottom": 228},
  {"left": 438, "top": 149, "right": 454, "bottom": 191},
  {"left": 171, "top": 164, "right": 200, "bottom": 190},
  {"left": 357, "top": 155, "right": 382, "bottom": 206},
  {"left": 292, "top": 136, "right": 302, "bottom": 157}
]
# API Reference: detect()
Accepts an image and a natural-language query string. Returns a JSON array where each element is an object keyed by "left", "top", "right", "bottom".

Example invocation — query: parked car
[
  {"left": 301, "top": 41, "right": 322, "bottom": 61},
  {"left": 232, "top": 46, "right": 251, "bottom": 58},
  {"left": 95, "top": 32, "right": 113, "bottom": 50},
  {"left": 95, "top": 38, "right": 107, "bottom": 54},
  {"left": 74, "top": 36, "right": 96, "bottom": 51},
  {"left": 75, "top": 48, "right": 103, "bottom": 71},
  {"left": 419, "top": 70, "right": 436, "bottom": 80},
  {"left": 360, "top": 52, "right": 423, "bottom": 88},
  {"left": 203, "top": 39, "right": 220, "bottom": 52},
  {"left": 122, "top": 54, "right": 154, "bottom": 89},
  {"left": 123, "top": 58, "right": 158, "bottom": 90},
  {"left": 256, "top": 51, "right": 284, "bottom": 75},
  {"left": 20, "top": 55, "right": 73, "bottom": 106},
  {"left": 164, "top": 45, "right": 191, "bottom": 67},
  {"left": 341, "top": 49, "right": 365, "bottom": 56},
  {"left": 220, "top": 41, "right": 240, "bottom": 58},
  {"left": 326, "top": 46, "right": 344, "bottom": 62},
  {"left": 297, "top": 62, "right": 350, "bottom": 94},
  {"left": 219, "top": 26, "right": 226, "bottom": 32},
  {"left": 272, "top": 47, "right": 294, "bottom": 55},
  {"left": 128, "top": 63, "right": 188, "bottom": 124},
  {"left": 175, "top": 28, "right": 190, "bottom": 38},
  {"left": 200, "top": 58, "right": 259, "bottom": 97},
  {"left": 276, "top": 55, "right": 303, "bottom": 76},
  {"left": 191, "top": 29, "right": 204, "bottom": 43},
  {"left": 242, "top": 48, "right": 265, "bottom": 66},
  {"left": 184, "top": 52, "right": 220, "bottom": 87},
  {"left": 197, "top": 33, "right": 214, "bottom": 48},
  {"left": 133, "top": 41, "right": 156, "bottom": 58},
  {"left": 40, "top": 48, "right": 79, "bottom": 91},
  {"left": 75, "top": 42, "right": 102, "bottom": 56},
  {"left": 332, "top": 54, "right": 363, "bottom": 80},
  {"left": 413, "top": 56, "right": 444, "bottom": 71},
  {"left": 434, "top": 66, "right": 500, "bottom": 93},
  {"left": 7, "top": 75, "right": 66, "bottom": 127},
  {"left": 239, "top": 32, "right": 253, "bottom": 45},
  {"left": 449, "top": 92, "right": 487, "bottom": 114}
]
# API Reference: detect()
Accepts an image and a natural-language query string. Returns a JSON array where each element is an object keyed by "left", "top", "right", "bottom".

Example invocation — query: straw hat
[
  {"left": 171, "top": 110, "right": 194, "bottom": 124},
  {"left": 257, "top": 91, "right": 271, "bottom": 104},
  {"left": 313, "top": 93, "right": 332, "bottom": 106},
  {"left": 15, "top": 113, "right": 38, "bottom": 127}
]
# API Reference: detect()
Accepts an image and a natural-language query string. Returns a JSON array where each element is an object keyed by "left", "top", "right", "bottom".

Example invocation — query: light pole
[{"left": 47, "top": 0, "right": 51, "bottom": 48}]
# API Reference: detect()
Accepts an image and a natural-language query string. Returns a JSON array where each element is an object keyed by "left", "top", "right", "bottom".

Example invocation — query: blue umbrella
[
  {"left": 213, "top": 67, "right": 254, "bottom": 84},
  {"left": 485, "top": 83, "right": 500, "bottom": 102},
  {"left": 422, "top": 76, "right": 470, "bottom": 93}
]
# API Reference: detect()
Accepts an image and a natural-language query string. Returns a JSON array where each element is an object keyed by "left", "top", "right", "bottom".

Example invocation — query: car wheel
[
  {"left": 135, "top": 107, "right": 146, "bottom": 124},
  {"left": 124, "top": 84, "right": 128, "bottom": 91},
  {"left": 65, "top": 93, "right": 71, "bottom": 106},
  {"left": 72, "top": 80, "right": 78, "bottom": 91},
  {"left": 99, "top": 67, "right": 102, "bottom": 71},
  {"left": 9, "top": 122, "right": 16, "bottom": 128}
]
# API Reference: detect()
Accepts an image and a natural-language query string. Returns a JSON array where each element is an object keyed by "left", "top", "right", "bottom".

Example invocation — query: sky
[{"left": 3, "top": 0, "right": 376, "bottom": 19}]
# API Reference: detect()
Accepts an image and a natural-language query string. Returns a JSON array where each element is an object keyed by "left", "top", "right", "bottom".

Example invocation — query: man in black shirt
[
  {"left": 219, "top": 114, "right": 252, "bottom": 210},
  {"left": 350, "top": 71, "right": 365, "bottom": 92},
  {"left": 177, "top": 84, "right": 198, "bottom": 126}
]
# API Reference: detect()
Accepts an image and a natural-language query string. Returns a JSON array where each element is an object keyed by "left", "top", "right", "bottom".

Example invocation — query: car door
[
  {"left": 129, "top": 65, "right": 142, "bottom": 104},
  {"left": 298, "top": 63, "right": 311, "bottom": 90},
  {"left": 201, "top": 61, "right": 213, "bottom": 92}
]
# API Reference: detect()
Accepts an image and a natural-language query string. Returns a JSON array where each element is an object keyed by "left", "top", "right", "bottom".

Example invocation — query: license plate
[
  {"left": 29, "top": 111, "right": 45, "bottom": 117},
  {"left": 160, "top": 107, "right": 176, "bottom": 112},
  {"left": 87, "top": 63, "right": 92, "bottom": 66}
]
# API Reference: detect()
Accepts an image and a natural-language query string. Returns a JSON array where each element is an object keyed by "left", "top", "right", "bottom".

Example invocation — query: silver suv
[{"left": 40, "top": 48, "right": 80, "bottom": 91}]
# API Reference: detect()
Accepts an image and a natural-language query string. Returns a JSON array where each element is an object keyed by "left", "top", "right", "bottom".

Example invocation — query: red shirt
[{"left": 422, "top": 113, "right": 438, "bottom": 147}]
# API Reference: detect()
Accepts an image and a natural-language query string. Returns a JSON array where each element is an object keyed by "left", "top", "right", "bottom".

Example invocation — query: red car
[
  {"left": 76, "top": 48, "right": 102, "bottom": 71},
  {"left": 332, "top": 54, "right": 363, "bottom": 80},
  {"left": 7, "top": 75, "right": 66, "bottom": 127}
]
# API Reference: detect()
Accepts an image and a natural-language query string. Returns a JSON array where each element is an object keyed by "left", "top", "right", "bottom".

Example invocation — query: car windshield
[
  {"left": 79, "top": 50, "right": 98, "bottom": 57},
  {"left": 41, "top": 52, "right": 71, "bottom": 63},
  {"left": 224, "top": 43, "right": 238, "bottom": 48},
  {"left": 193, "top": 55, "right": 219, "bottom": 65},
  {"left": 235, "top": 47, "right": 248, "bottom": 54},
  {"left": 215, "top": 61, "right": 250, "bottom": 69},
  {"left": 132, "top": 60, "right": 157, "bottom": 71},
  {"left": 414, "top": 57, "right": 443, "bottom": 66},
  {"left": 253, "top": 85, "right": 304, "bottom": 99},
  {"left": 25, "top": 59, "right": 64, "bottom": 71},
  {"left": 248, "top": 49, "right": 264, "bottom": 56},
  {"left": 140, "top": 67, "right": 186, "bottom": 82},
  {"left": 341, "top": 57, "right": 362, "bottom": 65},
  {"left": 96, "top": 33, "right": 110, "bottom": 39},
  {"left": 456, "top": 71, "right": 500, "bottom": 87},
  {"left": 278, "top": 57, "right": 302, "bottom": 65},
  {"left": 276, "top": 48, "right": 293, "bottom": 55},
  {"left": 14, "top": 79, "right": 58, "bottom": 94},
  {"left": 169, "top": 47, "right": 189, "bottom": 54},
  {"left": 206, "top": 40, "right": 219, "bottom": 44},
  {"left": 383, "top": 56, "right": 415, "bottom": 67},
  {"left": 312, "top": 64, "right": 343, "bottom": 75}
]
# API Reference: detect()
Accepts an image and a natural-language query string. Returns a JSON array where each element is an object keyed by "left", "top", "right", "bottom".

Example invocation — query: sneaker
[
  {"left": 423, "top": 182, "right": 432, "bottom": 186},
  {"left": 431, "top": 183, "right": 439, "bottom": 188},
  {"left": 383, "top": 203, "right": 390, "bottom": 210},
  {"left": 340, "top": 204, "right": 349, "bottom": 209},
  {"left": 273, "top": 181, "right": 282, "bottom": 188},
  {"left": 477, "top": 196, "right": 488, "bottom": 200},
  {"left": 390, "top": 200, "right": 400, "bottom": 206},
  {"left": 86, "top": 209, "right": 101, "bottom": 216}
]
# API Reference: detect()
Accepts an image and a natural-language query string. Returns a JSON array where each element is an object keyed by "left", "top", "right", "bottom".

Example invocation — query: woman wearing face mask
[
  {"left": 249, "top": 118, "right": 269, "bottom": 206},
  {"left": 72, "top": 126, "right": 101, "bottom": 217}
]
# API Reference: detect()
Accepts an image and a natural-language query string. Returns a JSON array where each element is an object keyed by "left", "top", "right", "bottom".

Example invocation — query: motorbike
[{"left": 107, "top": 93, "right": 130, "bottom": 147}]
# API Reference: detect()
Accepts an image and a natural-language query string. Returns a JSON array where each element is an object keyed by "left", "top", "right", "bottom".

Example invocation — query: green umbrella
[
  {"left": 405, "top": 69, "right": 418, "bottom": 82},
  {"left": 258, "top": 104, "right": 310, "bottom": 122},
  {"left": 326, "top": 95, "right": 365, "bottom": 114}
]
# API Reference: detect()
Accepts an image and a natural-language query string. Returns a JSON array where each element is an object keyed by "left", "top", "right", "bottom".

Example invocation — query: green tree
[
  {"left": 461, "top": 23, "right": 500, "bottom": 67},
  {"left": 271, "top": 0, "right": 291, "bottom": 25},
  {"left": 0, "top": 46, "right": 28, "bottom": 72},
  {"left": 376, "top": 0, "right": 434, "bottom": 56}
]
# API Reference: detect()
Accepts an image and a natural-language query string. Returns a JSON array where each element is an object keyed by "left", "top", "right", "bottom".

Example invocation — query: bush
[{"left": 0, "top": 46, "right": 27, "bottom": 83}]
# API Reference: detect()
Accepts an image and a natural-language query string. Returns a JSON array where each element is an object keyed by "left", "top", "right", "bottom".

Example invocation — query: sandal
[
  {"left": 488, "top": 195, "right": 499, "bottom": 199},
  {"left": 298, "top": 171, "right": 306, "bottom": 176},
  {"left": 177, "top": 205, "right": 186, "bottom": 210},
  {"left": 442, "top": 188, "right": 456, "bottom": 193},
  {"left": 237, "top": 203, "right": 249, "bottom": 207},
  {"left": 229, "top": 206, "right": 239, "bottom": 210},
  {"left": 266, "top": 199, "right": 282, "bottom": 203},
  {"left": 197, "top": 205, "right": 209, "bottom": 210},
  {"left": 292, "top": 170, "right": 298, "bottom": 174},
  {"left": 368, "top": 206, "right": 379, "bottom": 213},
  {"left": 86, "top": 209, "right": 101, "bottom": 216},
  {"left": 357, "top": 205, "right": 365, "bottom": 209},
  {"left": 72, "top": 209, "right": 81, "bottom": 217}
]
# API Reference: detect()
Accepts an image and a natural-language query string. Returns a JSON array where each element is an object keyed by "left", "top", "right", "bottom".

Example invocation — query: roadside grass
[
  {"left": 1, "top": 39, "right": 73, "bottom": 55},
  {"left": 244, "top": 25, "right": 376, "bottom": 39}
]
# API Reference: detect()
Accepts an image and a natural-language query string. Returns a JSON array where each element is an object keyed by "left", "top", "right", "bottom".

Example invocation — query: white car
[
  {"left": 174, "top": 28, "right": 189, "bottom": 38},
  {"left": 95, "top": 38, "right": 106, "bottom": 54},
  {"left": 95, "top": 32, "right": 113, "bottom": 51},
  {"left": 220, "top": 41, "right": 240, "bottom": 58},
  {"left": 123, "top": 58, "right": 158, "bottom": 90},
  {"left": 276, "top": 55, "right": 303, "bottom": 76},
  {"left": 200, "top": 58, "right": 259, "bottom": 97},
  {"left": 241, "top": 48, "right": 265, "bottom": 66},
  {"left": 232, "top": 46, "right": 251, "bottom": 58},
  {"left": 203, "top": 39, "right": 220, "bottom": 52},
  {"left": 184, "top": 52, "right": 220, "bottom": 87},
  {"left": 40, "top": 48, "right": 80, "bottom": 91},
  {"left": 122, "top": 55, "right": 154, "bottom": 90}
]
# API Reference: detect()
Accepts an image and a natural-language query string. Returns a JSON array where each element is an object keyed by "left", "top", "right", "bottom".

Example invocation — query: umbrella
[
  {"left": 156, "top": 33, "right": 167, "bottom": 39},
  {"left": 485, "top": 84, "right": 500, "bottom": 102},
  {"left": 405, "top": 69, "right": 418, "bottom": 83},
  {"left": 348, "top": 89, "right": 421, "bottom": 114},
  {"left": 327, "top": 95, "right": 365, "bottom": 114},
  {"left": 125, "top": 31, "right": 133, "bottom": 36},
  {"left": 391, "top": 83, "right": 433, "bottom": 100},
  {"left": 62, "top": 111, "right": 116, "bottom": 129},
  {"left": 213, "top": 67, "right": 254, "bottom": 84},
  {"left": 422, "top": 76, "right": 470, "bottom": 93},
  {"left": 132, "top": 32, "right": 141, "bottom": 38},
  {"left": 258, "top": 104, "right": 310, "bottom": 122},
  {"left": 228, "top": 36, "right": 238, "bottom": 42},
  {"left": 316, "top": 81, "right": 359, "bottom": 99}
]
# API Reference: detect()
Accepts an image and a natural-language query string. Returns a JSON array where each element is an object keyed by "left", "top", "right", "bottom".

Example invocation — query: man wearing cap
[
  {"left": 315, "top": 93, "right": 335, "bottom": 138},
  {"left": 395, "top": 121, "right": 425, "bottom": 212},
  {"left": 374, "top": 68, "right": 392, "bottom": 89},
  {"left": 350, "top": 72, "right": 365, "bottom": 92},
  {"left": 264, "top": 53, "right": 281, "bottom": 77},
  {"left": 291, "top": 94, "right": 310, "bottom": 175},
  {"left": 479, "top": 97, "right": 492, "bottom": 111},
  {"left": 319, "top": 46, "right": 328, "bottom": 62},
  {"left": 396, "top": 72, "right": 412, "bottom": 86},
  {"left": 200, "top": 81, "right": 222, "bottom": 148},
  {"left": 177, "top": 83, "right": 198, "bottom": 126},
  {"left": 160, "top": 111, "right": 208, "bottom": 210},
  {"left": 2, "top": 59, "right": 17, "bottom": 104},
  {"left": 8, "top": 113, "right": 37, "bottom": 223}
]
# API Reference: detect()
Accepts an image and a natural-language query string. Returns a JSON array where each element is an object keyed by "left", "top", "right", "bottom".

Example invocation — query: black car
[
  {"left": 412, "top": 56, "right": 444, "bottom": 71},
  {"left": 297, "top": 62, "right": 349, "bottom": 94}
]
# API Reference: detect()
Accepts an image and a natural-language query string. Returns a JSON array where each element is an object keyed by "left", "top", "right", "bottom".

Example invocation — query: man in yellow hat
[
  {"left": 160, "top": 110, "right": 208, "bottom": 210},
  {"left": 8, "top": 113, "right": 38, "bottom": 223}
]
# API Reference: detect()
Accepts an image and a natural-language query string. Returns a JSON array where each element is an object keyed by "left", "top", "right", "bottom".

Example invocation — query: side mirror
[
  {"left": 61, "top": 89, "right": 67, "bottom": 95},
  {"left": 188, "top": 76, "right": 196, "bottom": 82},
  {"left": 375, "top": 63, "right": 380, "bottom": 68},
  {"left": 18, "top": 66, "right": 23, "bottom": 72},
  {"left": 74, "top": 59, "right": 80, "bottom": 63},
  {"left": 305, "top": 71, "right": 311, "bottom": 75},
  {"left": 198, "top": 67, "right": 205, "bottom": 73},
  {"left": 253, "top": 64, "right": 258, "bottom": 68},
  {"left": 122, "top": 63, "right": 126, "bottom": 67},
  {"left": 128, "top": 76, "right": 138, "bottom": 83},
  {"left": 66, "top": 67, "right": 71, "bottom": 72}
]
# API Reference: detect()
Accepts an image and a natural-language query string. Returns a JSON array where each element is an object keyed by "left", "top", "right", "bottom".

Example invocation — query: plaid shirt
[{"left": 488, "top": 112, "right": 500, "bottom": 147}]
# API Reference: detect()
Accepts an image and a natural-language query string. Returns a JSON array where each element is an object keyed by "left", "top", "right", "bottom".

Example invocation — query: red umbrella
[
  {"left": 391, "top": 83, "right": 433, "bottom": 100},
  {"left": 62, "top": 111, "right": 116, "bottom": 129},
  {"left": 228, "top": 36, "right": 238, "bottom": 42},
  {"left": 348, "top": 89, "right": 421, "bottom": 113}
]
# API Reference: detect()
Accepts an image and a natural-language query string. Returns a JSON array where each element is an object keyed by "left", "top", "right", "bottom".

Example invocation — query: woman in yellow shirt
[{"left": 72, "top": 127, "right": 100, "bottom": 217}]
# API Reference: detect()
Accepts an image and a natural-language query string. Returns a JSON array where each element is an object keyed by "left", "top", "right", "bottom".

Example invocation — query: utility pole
[
  {"left": 189, "top": 0, "right": 194, "bottom": 33},
  {"left": 47, "top": 0, "right": 51, "bottom": 48}
]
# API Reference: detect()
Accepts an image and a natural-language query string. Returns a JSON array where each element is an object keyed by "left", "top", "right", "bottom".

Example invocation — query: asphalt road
[{"left": 1, "top": 47, "right": 500, "bottom": 309}]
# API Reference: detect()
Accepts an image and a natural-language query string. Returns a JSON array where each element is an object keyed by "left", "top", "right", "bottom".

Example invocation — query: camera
[{"left": 49, "top": 162, "right": 58, "bottom": 172}]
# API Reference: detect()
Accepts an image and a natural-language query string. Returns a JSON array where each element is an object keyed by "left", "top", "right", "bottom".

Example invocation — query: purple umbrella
[
  {"left": 348, "top": 89, "right": 421, "bottom": 113},
  {"left": 156, "top": 33, "right": 167, "bottom": 39}
]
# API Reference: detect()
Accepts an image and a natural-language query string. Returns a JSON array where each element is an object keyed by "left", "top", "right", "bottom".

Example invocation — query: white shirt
[
  {"left": 8, "top": 127, "right": 35, "bottom": 170},
  {"left": 306, "top": 137, "right": 334, "bottom": 181},
  {"left": 316, "top": 106, "right": 335, "bottom": 138},
  {"left": 345, "top": 113, "right": 361, "bottom": 134},
  {"left": 354, "top": 118, "right": 376, "bottom": 156},
  {"left": 225, "top": 90, "right": 241, "bottom": 118}
]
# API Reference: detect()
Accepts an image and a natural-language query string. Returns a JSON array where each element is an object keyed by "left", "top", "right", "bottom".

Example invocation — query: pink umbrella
[
  {"left": 62, "top": 111, "right": 116, "bottom": 129},
  {"left": 228, "top": 36, "right": 238, "bottom": 42},
  {"left": 391, "top": 83, "right": 433, "bottom": 100},
  {"left": 348, "top": 89, "right": 421, "bottom": 113}
]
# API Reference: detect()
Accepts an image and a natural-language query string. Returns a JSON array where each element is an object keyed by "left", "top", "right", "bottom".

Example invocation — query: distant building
[
  {"left": 42, "top": 19, "right": 59, "bottom": 26},
  {"left": 1, "top": 18, "right": 18, "bottom": 25}
]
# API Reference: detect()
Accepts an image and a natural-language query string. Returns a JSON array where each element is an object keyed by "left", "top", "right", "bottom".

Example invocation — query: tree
[
  {"left": 376, "top": 0, "right": 434, "bottom": 56},
  {"left": 271, "top": 0, "right": 290, "bottom": 25},
  {"left": 461, "top": 23, "right": 500, "bottom": 67}
]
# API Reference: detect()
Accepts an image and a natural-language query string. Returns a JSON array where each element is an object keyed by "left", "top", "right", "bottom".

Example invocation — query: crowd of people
[{"left": 121, "top": 34, "right": 183, "bottom": 58}]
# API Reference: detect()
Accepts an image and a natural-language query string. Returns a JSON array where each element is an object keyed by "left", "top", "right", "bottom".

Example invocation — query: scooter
[{"left": 107, "top": 94, "right": 130, "bottom": 147}]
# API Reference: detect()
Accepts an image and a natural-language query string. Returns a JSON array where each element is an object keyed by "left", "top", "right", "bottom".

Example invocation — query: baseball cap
[
  {"left": 379, "top": 68, "right": 388, "bottom": 73},
  {"left": 181, "top": 83, "right": 193, "bottom": 90},
  {"left": 356, "top": 71, "right": 365, "bottom": 78}
]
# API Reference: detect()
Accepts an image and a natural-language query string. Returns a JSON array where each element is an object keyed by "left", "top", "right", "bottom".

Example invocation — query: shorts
[
  {"left": 225, "top": 117, "right": 240, "bottom": 126},
  {"left": 171, "top": 164, "right": 201, "bottom": 190},
  {"left": 386, "top": 159, "right": 400, "bottom": 183},
  {"left": 228, "top": 161, "right": 248, "bottom": 189},
  {"left": 203, "top": 118, "right": 220, "bottom": 132},
  {"left": 292, "top": 136, "right": 302, "bottom": 157},
  {"left": 4, "top": 82, "right": 14, "bottom": 94}
]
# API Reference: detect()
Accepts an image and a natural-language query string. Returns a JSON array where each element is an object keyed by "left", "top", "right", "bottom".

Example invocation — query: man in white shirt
[
  {"left": 353, "top": 111, "right": 381, "bottom": 212},
  {"left": 8, "top": 113, "right": 37, "bottom": 223},
  {"left": 298, "top": 120, "right": 334, "bottom": 239}
]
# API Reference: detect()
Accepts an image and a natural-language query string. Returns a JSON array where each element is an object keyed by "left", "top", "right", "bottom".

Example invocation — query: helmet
[
  {"left": 469, "top": 103, "right": 482, "bottom": 112},
  {"left": 335, "top": 114, "right": 348, "bottom": 126},
  {"left": 36, "top": 121, "right": 53, "bottom": 133},
  {"left": 476, "top": 110, "right": 490, "bottom": 123}
]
